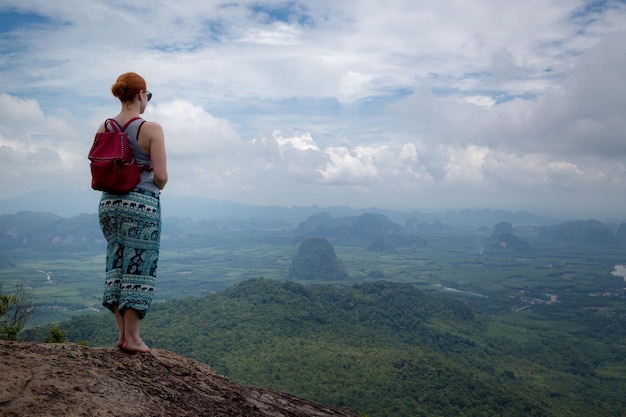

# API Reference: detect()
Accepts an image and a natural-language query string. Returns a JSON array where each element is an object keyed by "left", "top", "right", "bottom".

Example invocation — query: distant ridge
[{"left": 0, "top": 190, "right": 565, "bottom": 225}]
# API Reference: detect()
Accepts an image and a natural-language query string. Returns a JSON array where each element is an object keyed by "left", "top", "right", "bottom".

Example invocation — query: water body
[
  {"left": 434, "top": 284, "right": 487, "bottom": 298},
  {"left": 36, "top": 270, "right": 53, "bottom": 284},
  {"left": 611, "top": 265, "right": 626, "bottom": 283}
]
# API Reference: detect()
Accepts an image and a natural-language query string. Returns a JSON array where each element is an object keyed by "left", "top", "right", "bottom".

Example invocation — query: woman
[{"left": 97, "top": 72, "right": 168, "bottom": 353}]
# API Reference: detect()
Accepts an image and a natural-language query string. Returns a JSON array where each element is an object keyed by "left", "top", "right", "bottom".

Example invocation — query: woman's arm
[
  {"left": 95, "top": 121, "right": 106, "bottom": 134},
  {"left": 143, "top": 122, "right": 168, "bottom": 190}
]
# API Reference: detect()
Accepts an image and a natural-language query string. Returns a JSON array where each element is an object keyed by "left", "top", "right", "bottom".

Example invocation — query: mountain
[
  {"left": 0, "top": 191, "right": 100, "bottom": 218},
  {"left": 617, "top": 223, "right": 626, "bottom": 243},
  {"left": 488, "top": 222, "right": 531, "bottom": 252},
  {"left": 0, "top": 212, "right": 104, "bottom": 251},
  {"left": 295, "top": 212, "right": 428, "bottom": 251},
  {"left": 2, "top": 210, "right": 625, "bottom": 255},
  {"left": 0, "top": 340, "right": 360, "bottom": 417},
  {"left": 492, "top": 233, "right": 531, "bottom": 252},
  {"left": 0, "top": 190, "right": 567, "bottom": 225},
  {"left": 296, "top": 212, "right": 406, "bottom": 238},
  {"left": 538, "top": 219, "right": 619, "bottom": 244},
  {"left": 288, "top": 238, "right": 349, "bottom": 281}
]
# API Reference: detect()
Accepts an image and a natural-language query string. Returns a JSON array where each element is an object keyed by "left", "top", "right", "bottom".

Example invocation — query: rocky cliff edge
[{"left": 0, "top": 341, "right": 360, "bottom": 417}]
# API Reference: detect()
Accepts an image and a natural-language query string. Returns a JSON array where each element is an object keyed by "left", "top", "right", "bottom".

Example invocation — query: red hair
[{"left": 111, "top": 72, "right": 147, "bottom": 102}]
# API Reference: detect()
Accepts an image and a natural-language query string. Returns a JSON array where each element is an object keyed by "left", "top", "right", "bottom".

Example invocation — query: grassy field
[{"left": 2, "top": 225, "right": 625, "bottom": 328}]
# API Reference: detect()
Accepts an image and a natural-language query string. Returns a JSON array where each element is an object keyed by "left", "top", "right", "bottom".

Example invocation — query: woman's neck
[{"left": 116, "top": 103, "right": 141, "bottom": 121}]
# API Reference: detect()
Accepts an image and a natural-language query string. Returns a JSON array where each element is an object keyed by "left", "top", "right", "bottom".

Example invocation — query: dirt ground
[{"left": 0, "top": 341, "right": 360, "bottom": 417}]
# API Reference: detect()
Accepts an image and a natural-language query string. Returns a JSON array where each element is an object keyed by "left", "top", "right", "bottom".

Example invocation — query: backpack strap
[
  {"left": 104, "top": 117, "right": 142, "bottom": 132},
  {"left": 104, "top": 118, "right": 123, "bottom": 132},
  {"left": 121, "top": 117, "right": 142, "bottom": 131}
]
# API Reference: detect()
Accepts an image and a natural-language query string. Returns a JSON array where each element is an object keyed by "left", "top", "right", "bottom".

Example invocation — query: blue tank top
[{"left": 122, "top": 118, "right": 160, "bottom": 195}]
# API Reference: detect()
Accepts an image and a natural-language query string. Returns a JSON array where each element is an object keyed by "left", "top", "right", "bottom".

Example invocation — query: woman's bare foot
[
  {"left": 121, "top": 338, "right": 151, "bottom": 354},
  {"left": 120, "top": 308, "right": 150, "bottom": 353}
]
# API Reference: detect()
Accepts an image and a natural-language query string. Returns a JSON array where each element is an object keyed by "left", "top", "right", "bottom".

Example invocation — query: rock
[
  {"left": 0, "top": 341, "right": 360, "bottom": 417},
  {"left": 288, "top": 238, "right": 349, "bottom": 281}
]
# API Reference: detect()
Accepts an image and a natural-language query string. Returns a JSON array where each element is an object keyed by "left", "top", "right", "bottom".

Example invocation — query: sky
[{"left": 1, "top": 0, "right": 626, "bottom": 219}]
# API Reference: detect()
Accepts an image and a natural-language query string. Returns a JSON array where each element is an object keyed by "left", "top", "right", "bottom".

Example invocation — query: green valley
[{"left": 2, "top": 210, "right": 626, "bottom": 416}]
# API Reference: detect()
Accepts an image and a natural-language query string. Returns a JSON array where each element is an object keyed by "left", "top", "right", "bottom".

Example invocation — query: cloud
[
  {"left": 1, "top": 1, "right": 626, "bottom": 218},
  {"left": 444, "top": 146, "right": 489, "bottom": 185},
  {"left": 147, "top": 100, "right": 241, "bottom": 156},
  {"left": 319, "top": 146, "right": 380, "bottom": 184},
  {"left": 526, "top": 31, "right": 626, "bottom": 157},
  {"left": 0, "top": 94, "right": 88, "bottom": 196}
]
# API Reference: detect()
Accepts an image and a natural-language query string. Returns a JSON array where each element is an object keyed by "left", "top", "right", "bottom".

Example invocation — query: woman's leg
[
  {"left": 113, "top": 305, "right": 125, "bottom": 347},
  {"left": 121, "top": 308, "right": 150, "bottom": 353},
  {"left": 112, "top": 191, "right": 159, "bottom": 354}
]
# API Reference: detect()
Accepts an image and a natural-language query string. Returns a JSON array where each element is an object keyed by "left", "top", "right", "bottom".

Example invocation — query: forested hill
[
  {"left": 2, "top": 211, "right": 626, "bottom": 253},
  {"left": 24, "top": 279, "right": 626, "bottom": 417}
]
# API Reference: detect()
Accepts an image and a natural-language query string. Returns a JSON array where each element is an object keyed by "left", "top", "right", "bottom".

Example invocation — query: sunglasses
[{"left": 145, "top": 90, "right": 152, "bottom": 101}]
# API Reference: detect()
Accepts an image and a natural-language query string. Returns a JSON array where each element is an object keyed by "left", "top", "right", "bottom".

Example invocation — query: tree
[
  {"left": 44, "top": 326, "right": 67, "bottom": 343},
  {"left": 0, "top": 283, "right": 35, "bottom": 341}
]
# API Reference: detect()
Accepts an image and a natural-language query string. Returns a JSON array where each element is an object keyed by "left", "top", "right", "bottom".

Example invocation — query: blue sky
[{"left": 1, "top": 0, "right": 626, "bottom": 219}]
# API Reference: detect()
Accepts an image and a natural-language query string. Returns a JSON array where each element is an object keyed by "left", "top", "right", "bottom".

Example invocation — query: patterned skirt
[{"left": 98, "top": 189, "right": 161, "bottom": 319}]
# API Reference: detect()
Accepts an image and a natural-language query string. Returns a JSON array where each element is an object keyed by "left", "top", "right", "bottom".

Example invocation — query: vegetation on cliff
[
  {"left": 288, "top": 238, "right": 349, "bottom": 281},
  {"left": 23, "top": 279, "right": 626, "bottom": 417}
]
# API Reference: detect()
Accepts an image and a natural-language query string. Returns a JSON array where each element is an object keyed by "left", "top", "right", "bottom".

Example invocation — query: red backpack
[{"left": 88, "top": 117, "right": 144, "bottom": 194}]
